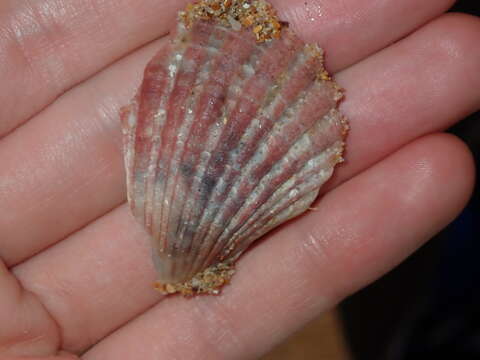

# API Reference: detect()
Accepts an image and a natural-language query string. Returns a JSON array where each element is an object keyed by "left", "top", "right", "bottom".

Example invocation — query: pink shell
[{"left": 121, "top": 9, "right": 348, "bottom": 294}]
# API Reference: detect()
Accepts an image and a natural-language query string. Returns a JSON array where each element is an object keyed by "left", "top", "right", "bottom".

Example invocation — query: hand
[{"left": 0, "top": 0, "right": 478, "bottom": 359}]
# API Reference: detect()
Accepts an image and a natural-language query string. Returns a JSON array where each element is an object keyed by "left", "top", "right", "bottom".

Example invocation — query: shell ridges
[{"left": 121, "top": 0, "right": 348, "bottom": 296}]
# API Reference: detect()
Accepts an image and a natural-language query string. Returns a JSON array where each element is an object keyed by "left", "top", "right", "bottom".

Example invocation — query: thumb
[{"left": 0, "top": 259, "right": 61, "bottom": 357}]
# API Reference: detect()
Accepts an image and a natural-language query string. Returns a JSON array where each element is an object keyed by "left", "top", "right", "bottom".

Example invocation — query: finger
[
  {"left": 0, "top": 0, "right": 188, "bottom": 137},
  {"left": 323, "top": 13, "right": 480, "bottom": 193},
  {"left": 0, "top": 37, "right": 165, "bottom": 266},
  {"left": 273, "top": 0, "right": 454, "bottom": 71},
  {"left": 13, "top": 204, "right": 161, "bottom": 352},
  {"left": 0, "top": 259, "right": 60, "bottom": 357},
  {"left": 81, "top": 134, "right": 474, "bottom": 359},
  {"left": 0, "top": 0, "right": 452, "bottom": 136},
  {"left": 2, "top": 12, "right": 480, "bottom": 267}
]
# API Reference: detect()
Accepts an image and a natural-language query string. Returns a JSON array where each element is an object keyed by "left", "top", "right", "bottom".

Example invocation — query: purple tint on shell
[{"left": 121, "top": 0, "right": 348, "bottom": 296}]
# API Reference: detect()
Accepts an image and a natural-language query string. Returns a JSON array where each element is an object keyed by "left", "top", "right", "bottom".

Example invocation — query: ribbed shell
[{"left": 121, "top": 18, "right": 348, "bottom": 289}]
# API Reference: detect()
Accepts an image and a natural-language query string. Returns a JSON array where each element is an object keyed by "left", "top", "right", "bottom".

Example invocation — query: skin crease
[{"left": 0, "top": 0, "right": 478, "bottom": 359}]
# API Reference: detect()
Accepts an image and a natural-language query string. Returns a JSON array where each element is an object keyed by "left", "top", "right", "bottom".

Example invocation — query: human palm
[{"left": 0, "top": 0, "right": 479, "bottom": 359}]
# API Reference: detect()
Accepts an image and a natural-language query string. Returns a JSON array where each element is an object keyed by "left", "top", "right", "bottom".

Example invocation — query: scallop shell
[{"left": 121, "top": 0, "right": 348, "bottom": 296}]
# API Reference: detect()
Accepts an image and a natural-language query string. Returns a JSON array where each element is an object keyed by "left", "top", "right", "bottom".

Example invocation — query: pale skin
[{"left": 0, "top": 0, "right": 479, "bottom": 359}]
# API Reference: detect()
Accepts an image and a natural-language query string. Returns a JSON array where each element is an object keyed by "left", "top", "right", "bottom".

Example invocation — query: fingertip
[
  {"left": 291, "top": 132, "right": 475, "bottom": 300},
  {"left": 434, "top": 12, "right": 480, "bottom": 40},
  {"left": 419, "top": 132, "right": 476, "bottom": 216},
  {"left": 423, "top": 13, "right": 480, "bottom": 109}
]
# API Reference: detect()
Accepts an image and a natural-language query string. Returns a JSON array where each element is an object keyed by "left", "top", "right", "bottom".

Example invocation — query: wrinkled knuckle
[{"left": 0, "top": 1, "right": 72, "bottom": 88}]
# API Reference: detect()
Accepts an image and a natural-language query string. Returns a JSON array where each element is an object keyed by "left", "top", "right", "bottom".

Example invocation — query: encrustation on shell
[{"left": 121, "top": 0, "right": 349, "bottom": 296}]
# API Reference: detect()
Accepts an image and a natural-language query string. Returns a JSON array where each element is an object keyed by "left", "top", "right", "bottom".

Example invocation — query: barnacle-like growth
[{"left": 180, "top": 0, "right": 283, "bottom": 42}]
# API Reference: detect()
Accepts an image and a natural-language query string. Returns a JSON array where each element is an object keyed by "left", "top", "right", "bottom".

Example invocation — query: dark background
[{"left": 340, "top": 1, "right": 480, "bottom": 359}]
